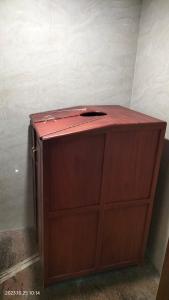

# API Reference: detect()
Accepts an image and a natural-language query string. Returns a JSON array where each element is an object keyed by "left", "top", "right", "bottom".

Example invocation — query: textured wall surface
[
  {"left": 131, "top": 0, "right": 169, "bottom": 137},
  {"left": 131, "top": 0, "right": 169, "bottom": 272},
  {"left": 0, "top": 0, "right": 141, "bottom": 230}
]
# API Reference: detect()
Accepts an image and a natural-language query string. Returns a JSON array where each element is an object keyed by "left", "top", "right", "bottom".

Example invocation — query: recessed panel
[
  {"left": 47, "top": 134, "right": 105, "bottom": 210},
  {"left": 102, "top": 129, "right": 159, "bottom": 203},
  {"left": 101, "top": 204, "right": 148, "bottom": 267},
  {"left": 47, "top": 211, "right": 99, "bottom": 277}
]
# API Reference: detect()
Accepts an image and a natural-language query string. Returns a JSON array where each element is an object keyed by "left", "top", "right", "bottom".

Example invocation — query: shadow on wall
[
  {"left": 148, "top": 139, "right": 169, "bottom": 273},
  {"left": 25, "top": 123, "right": 38, "bottom": 248},
  {"left": 25, "top": 125, "right": 36, "bottom": 234}
]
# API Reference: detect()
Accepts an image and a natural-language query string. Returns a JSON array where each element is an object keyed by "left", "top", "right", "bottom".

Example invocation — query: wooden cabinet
[{"left": 30, "top": 105, "right": 166, "bottom": 286}]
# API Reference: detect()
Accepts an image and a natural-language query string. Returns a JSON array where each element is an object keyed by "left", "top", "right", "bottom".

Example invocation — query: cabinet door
[
  {"left": 102, "top": 129, "right": 159, "bottom": 203},
  {"left": 100, "top": 204, "right": 148, "bottom": 267},
  {"left": 47, "top": 210, "right": 99, "bottom": 278},
  {"left": 46, "top": 133, "right": 105, "bottom": 211}
]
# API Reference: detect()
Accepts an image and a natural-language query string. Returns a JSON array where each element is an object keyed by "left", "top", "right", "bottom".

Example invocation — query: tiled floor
[{"left": 0, "top": 261, "right": 159, "bottom": 300}]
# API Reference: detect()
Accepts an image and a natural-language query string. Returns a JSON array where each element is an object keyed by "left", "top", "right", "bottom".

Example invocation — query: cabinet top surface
[{"left": 30, "top": 105, "right": 166, "bottom": 140}]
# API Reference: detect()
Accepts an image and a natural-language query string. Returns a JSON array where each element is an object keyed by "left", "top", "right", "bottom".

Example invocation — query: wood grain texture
[
  {"left": 48, "top": 211, "right": 99, "bottom": 278},
  {"left": 30, "top": 105, "right": 165, "bottom": 140},
  {"left": 102, "top": 129, "right": 160, "bottom": 203},
  {"left": 30, "top": 105, "right": 166, "bottom": 286},
  {"left": 46, "top": 134, "right": 105, "bottom": 211},
  {"left": 101, "top": 204, "right": 148, "bottom": 267}
]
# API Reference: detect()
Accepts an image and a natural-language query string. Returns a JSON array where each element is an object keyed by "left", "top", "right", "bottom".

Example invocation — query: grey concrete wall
[
  {"left": 131, "top": 0, "right": 169, "bottom": 272},
  {"left": 0, "top": 0, "right": 141, "bottom": 230}
]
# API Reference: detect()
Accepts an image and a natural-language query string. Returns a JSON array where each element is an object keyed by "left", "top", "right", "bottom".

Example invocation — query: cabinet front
[{"left": 41, "top": 126, "right": 162, "bottom": 284}]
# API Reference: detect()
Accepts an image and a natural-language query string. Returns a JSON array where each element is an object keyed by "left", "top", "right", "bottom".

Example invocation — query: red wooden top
[{"left": 30, "top": 105, "right": 166, "bottom": 140}]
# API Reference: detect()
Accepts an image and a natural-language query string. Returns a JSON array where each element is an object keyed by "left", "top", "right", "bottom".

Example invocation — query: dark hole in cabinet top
[{"left": 80, "top": 111, "right": 107, "bottom": 117}]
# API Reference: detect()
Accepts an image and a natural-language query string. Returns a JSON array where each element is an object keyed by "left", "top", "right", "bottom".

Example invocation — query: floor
[
  {"left": 0, "top": 260, "right": 159, "bottom": 300},
  {"left": 0, "top": 228, "right": 37, "bottom": 273}
]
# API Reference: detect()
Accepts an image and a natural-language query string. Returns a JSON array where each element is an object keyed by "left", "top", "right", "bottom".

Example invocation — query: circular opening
[{"left": 80, "top": 111, "right": 107, "bottom": 117}]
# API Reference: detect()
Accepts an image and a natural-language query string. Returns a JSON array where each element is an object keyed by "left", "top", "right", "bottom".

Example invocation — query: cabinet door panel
[
  {"left": 102, "top": 129, "right": 159, "bottom": 203},
  {"left": 47, "top": 211, "right": 99, "bottom": 278},
  {"left": 101, "top": 205, "right": 147, "bottom": 267},
  {"left": 46, "top": 134, "right": 104, "bottom": 211}
]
